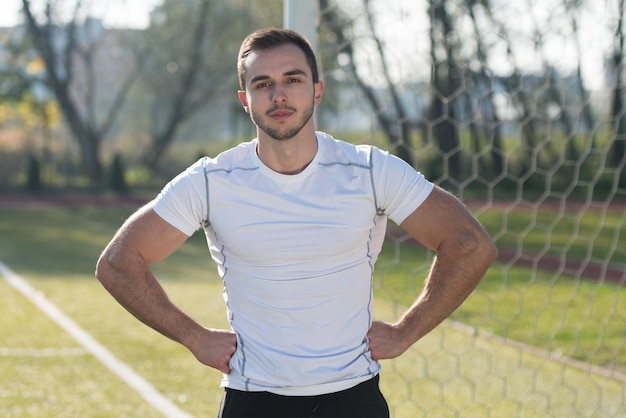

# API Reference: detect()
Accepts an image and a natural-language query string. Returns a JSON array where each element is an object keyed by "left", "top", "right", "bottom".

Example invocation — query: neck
[{"left": 256, "top": 132, "right": 318, "bottom": 175}]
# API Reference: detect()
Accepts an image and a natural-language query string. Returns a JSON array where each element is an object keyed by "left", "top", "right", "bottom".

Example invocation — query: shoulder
[
  {"left": 316, "top": 131, "right": 388, "bottom": 169},
  {"left": 201, "top": 140, "right": 258, "bottom": 174}
]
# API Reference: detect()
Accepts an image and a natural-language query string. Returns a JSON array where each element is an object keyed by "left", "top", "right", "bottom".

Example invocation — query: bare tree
[
  {"left": 564, "top": 0, "right": 596, "bottom": 134},
  {"left": 319, "top": 0, "right": 415, "bottom": 166},
  {"left": 465, "top": 0, "right": 505, "bottom": 179},
  {"left": 361, "top": 0, "right": 414, "bottom": 165},
  {"left": 477, "top": 4, "right": 540, "bottom": 183},
  {"left": 136, "top": 0, "right": 282, "bottom": 171},
  {"left": 318, "top": 0, "right": 604, "bottom": 193},
  {"left": 21, "top": 0, "right": 141, "bottom": 187},
  {"left": 427, "top": 0, "right": 463, "bottom": 186},
  {"left": 139, "top": 0, "right": 213, "bottom": 170},
  {"left": 609, "top": 0, "right": 626, "bottom": 168}
]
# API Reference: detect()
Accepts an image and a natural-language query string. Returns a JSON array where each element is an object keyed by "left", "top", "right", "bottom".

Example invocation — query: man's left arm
[{"left": 367, "top": 186, "right": 498, "bottom": 360}]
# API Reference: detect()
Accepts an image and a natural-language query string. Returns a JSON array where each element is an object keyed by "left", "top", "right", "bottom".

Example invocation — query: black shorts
[{"left": 217, "top": 375, "right": 389, "bottom": 418}]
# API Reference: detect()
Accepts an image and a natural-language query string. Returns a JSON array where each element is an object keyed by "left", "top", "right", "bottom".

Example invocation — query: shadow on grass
[{"left": 0, "top": 206, "right": 215, "bottom": 282}]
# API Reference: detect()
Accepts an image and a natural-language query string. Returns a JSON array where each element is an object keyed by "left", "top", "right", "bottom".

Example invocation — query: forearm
[
  {"left": 95, "top": 207, "right": 236, "bottom": 373},
  {"left": 96, "top": 252, "right": 236, "bottom": 373},
  {"left": 368, "top": 187, "right": 498, "bottom": 360},
  {"left": 96, "top": 252, "right": 204, "bottom": 349},
  {"left": 394, "top": 231, "right": 497, "bottom": 349}
]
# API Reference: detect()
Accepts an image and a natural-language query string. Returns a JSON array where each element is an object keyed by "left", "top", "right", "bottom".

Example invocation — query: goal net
[{"left": 314, "top": 1, "right": 626, "bottom": 416}]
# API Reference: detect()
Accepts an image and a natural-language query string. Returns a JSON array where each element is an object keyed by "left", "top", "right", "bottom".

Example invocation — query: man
[{"left": 96, "top": 27, "right": 497, "bottom": 417}]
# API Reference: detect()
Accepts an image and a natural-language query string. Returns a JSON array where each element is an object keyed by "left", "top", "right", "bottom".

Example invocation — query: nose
[{"left": 272, "top": 83, "right": 287, "bottom": 104}]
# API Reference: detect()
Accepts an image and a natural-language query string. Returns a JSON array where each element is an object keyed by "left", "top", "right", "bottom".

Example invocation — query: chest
[{"left": 206, "top": 166, "right": 377, "bottom": 263}]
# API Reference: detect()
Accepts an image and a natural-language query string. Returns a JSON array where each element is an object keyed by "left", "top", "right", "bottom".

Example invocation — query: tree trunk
[
  {"left": 428, "top": 1, "right": 462, "bottom": 186},
  {"left": 142, "top": 0, "right": 212, "bottom": 171},
  {"left": 21, "top": 0, "right": 137, "bottom": 189},
  {"left": 319, "top": 0, "right": 414, "bottom": 166},
  {"left": 610, "top": 0, "right": 626, "bottom": 168},
  {"left": 467, "top": 1, "right": 505, "bottom": 180}
]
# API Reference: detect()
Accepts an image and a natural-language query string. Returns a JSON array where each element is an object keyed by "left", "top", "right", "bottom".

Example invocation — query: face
[{"left": 238, "top": 43, "right": 323, "bottom": 141}]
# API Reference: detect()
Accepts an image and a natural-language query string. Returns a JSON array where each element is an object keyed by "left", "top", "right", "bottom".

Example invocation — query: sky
[{"left": 1, "top": 0, "right": 161, "bottom": 28}]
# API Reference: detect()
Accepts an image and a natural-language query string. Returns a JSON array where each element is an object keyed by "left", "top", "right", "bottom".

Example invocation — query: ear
[
  {"left": 313, "top": 81, "right": 324, "bottom": 105},
  {"left": 238, "top": 90, "right": 249, "bottom": 113}
]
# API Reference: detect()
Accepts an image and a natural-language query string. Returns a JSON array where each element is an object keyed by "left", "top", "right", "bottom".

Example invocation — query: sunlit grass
[
  {"left": 1, "top": 206, "right": 625, "bottom": 416},
  {"left": 477, "top": 206, "right": 625, "bottom": 266},
  {"left": 376, "top": 235, "right": 626, "bottom": 374},
  {"left": 0, "top": 279, "right": 162, "bottom": 417}
]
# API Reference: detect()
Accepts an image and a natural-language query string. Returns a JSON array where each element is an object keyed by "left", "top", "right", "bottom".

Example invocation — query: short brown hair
[{"left": 237, "top": 27, "right": 319, "bottom": 90}]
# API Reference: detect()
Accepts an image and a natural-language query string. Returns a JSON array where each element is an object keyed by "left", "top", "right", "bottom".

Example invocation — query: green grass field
[{"left": 1, "top": 205, "right": 624, "bottom": 417}]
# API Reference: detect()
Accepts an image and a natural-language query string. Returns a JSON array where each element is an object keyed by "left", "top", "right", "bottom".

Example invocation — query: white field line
[{"left": 0, "top": 261, "right": 193, "bottom": 418}]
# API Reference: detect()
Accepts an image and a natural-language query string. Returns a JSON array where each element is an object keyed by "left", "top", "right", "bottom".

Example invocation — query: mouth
[{"left": 268, "top": 107, "right": 295, "bottom": 120}]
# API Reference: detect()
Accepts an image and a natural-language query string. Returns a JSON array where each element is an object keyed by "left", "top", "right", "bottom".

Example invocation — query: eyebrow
[{"left": 249, "top": 69, "right": 308, "bottom": 85}]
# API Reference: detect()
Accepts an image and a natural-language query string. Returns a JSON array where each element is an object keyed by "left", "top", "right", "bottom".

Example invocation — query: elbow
[
  {"left": 473, "top": 227, "right": 498, "bottom": 265},
  {"left": 455, "top": 226, "right": 498, "bottom": 266},
  {"left": 95, "top": 251, "right": 112, "bottom": 286},
  {"left": 95, "top": 243, "right": 147, "bottom": 291},
  {"left": 95, "top": 246, "right": 123, "bottom": 289},
  {"left": 476, "top": 229, "right": 499, "bottom": 269},
  {"left": 485, "top": 238, "right": 499, "bottom": 264}
]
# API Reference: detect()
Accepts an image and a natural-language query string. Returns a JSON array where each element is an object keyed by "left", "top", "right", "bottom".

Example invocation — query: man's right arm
[{"left": 95, "top": 203, "right": 236, "bottom": 373}]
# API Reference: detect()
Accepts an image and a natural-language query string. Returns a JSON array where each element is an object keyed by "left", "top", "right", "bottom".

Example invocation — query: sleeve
[
  {"left": 372, "top": 148, "right": 435, "bottom": 225},
  {"left": 151, "top": 159, "right": 208, "bottom": 237}
]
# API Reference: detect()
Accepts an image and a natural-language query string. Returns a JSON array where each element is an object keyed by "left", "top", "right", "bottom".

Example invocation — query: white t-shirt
[{"left": 152, "top": 131, "right": 434, "bottom": 396}]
